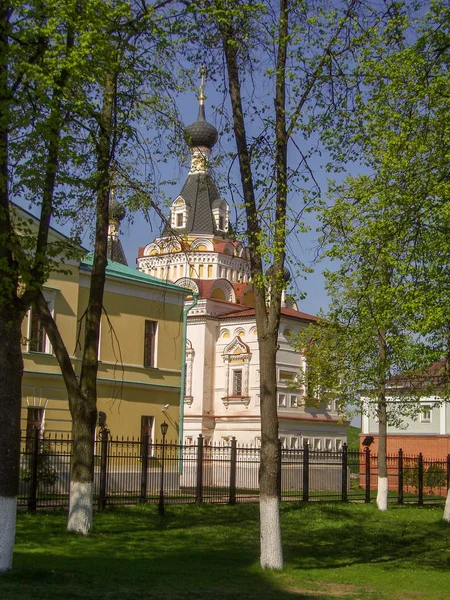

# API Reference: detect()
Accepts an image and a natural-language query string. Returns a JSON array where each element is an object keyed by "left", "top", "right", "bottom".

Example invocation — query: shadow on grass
[
  {"left": 0, "top": 505, "right": 350, "bottom": 600},
  {"left": 280, "top": 502, "right": 450, "bottom": 573}
]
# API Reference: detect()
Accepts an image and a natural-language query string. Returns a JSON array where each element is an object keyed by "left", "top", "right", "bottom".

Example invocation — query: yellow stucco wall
[{"left": 21, "top": 260, "right": 186, "bottom": 442}]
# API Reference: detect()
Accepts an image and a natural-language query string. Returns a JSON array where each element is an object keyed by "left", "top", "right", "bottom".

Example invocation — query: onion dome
[
  {"left": 184, "top": 104, "right": 218, "bottom": 150},
  {"left": 184, "top": 66, "right": 218, "bottom": 150},
  {"left": 109, "top": 195, "right": 126, "bottom": 223},
  {"left": 265, "top": 265, "right": 291, "bottom": 284}
]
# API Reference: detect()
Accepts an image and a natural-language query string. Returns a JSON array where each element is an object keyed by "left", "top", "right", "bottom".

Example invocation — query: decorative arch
[
  {"left": 222, "top": 336, "right": 252, "bottom": 408},
  {"left": 222, "top": 242, "right": 235, "bottom": 256},
  {"left": 190, "top": 238, "right": 214, "bottom": 252},
  {"left": 143, "top": 243, "right": 160, "bottom": 256},
  {"left": 210, "top": 279, "right": 236, "bottom": 303},
  {"left": 171, "top": 195, "right": 189, "bottom": 229},
  {"left": 249, "top": 326, "right": 258, "bottom": 338},
  {"left": 220, "top": 328, "right": 231, "bottom": 339},
  {"left": 212, "top": 198, "right": 229, "bottom": 232},
  {"left": 233, "top": 327, "right": 246, "bottom": 338},
  {"left": 159, "top": 237, "right": 182, "bottom": 254},
  {"left": 174, "top": 278, "right": 199, "bottom": 294}
]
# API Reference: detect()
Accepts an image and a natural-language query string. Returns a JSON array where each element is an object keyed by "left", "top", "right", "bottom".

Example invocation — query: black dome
[
  {"left": 184, "top": 105, "right": 218, "bottom": 150},
  {"left": 109, "top": 196, "right": 126, "bottom": 222},
  {"left": 265, "top": 265, "right": 291, "bottom": 283}
]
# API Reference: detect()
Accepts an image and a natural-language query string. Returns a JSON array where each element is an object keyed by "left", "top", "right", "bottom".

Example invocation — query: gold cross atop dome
[{"left": 199, "top": 65, "right": 206, "bottom": 105}]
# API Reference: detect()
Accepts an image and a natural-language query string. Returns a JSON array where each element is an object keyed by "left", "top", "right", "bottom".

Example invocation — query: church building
[{"left": 137, "top": 78, "right": 347, "bottom": 450}]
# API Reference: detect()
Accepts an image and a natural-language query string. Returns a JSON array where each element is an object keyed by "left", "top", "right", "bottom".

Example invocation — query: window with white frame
[
  {"left": 336, "top": 439, "right": 343, "bottom": 451},
  {"left": 278, "top": 370, "right": 296, "bottom": 384},
  {"left": 254, "top": 437, "right": 261, "bottom": 447},
  {"left": 27, "top": 291, "right": 55, "bottom": 354},
  {"left": 280, "top": 436, "right": 287, "bottom": 449},
  {"left": 420, "top": 406, "right": 432, "bottom": 423},
  {"left": 325, "top": 438, "right": 333, "bottom": 451},
  {"left": 313, "top": 438, "right": 322, "bottom": 451},
  {"left": 290, "top": 394, "right": 299, "bottom": 408},
  {"left": 278, "top": 393, "right": 287, "bottom": 407}
]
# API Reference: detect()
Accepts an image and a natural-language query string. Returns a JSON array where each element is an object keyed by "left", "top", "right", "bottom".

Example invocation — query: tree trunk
[
  {"left": 377, "top": 331, "right": 388, "bottom": 511},
  {"left": 376, "top": 398, "right": 388, "bottom": 510},
  {"left": 0, "top": 315, "right": 23, "bottom": 571},
  {"left": 221, "top": 3, "right": 287, "bottom": 568},
  {"left": 444, "top": 487, "right": 450, "bottom": 522},
  {"left": 67, "top": 391, "right": 97, "bottom": 534},
  {"left": 67, "top": 70, "right": 115, "bottom": 532},
  {"left": 259, "top": 333, "right": 283, "bottom": 570}
]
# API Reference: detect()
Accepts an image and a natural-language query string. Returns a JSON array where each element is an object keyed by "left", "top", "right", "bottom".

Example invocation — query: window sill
[{"left": 221, "top": 395, "right": 250, "bottom": 408}]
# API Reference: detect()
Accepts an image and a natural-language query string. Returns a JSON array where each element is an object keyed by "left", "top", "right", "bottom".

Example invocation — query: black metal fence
[{"left": 19, "top": 429, "right": 450, "bottom": 512}]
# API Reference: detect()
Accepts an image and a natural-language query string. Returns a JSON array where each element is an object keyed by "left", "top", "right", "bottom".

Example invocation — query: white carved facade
[{"left": 136, "top": 89, "right": 347, "bottom": 448}]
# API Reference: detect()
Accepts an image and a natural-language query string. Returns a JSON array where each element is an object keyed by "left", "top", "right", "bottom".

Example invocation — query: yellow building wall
[{"left": 21, "top": 262, "right": 186, "bottom": 442}]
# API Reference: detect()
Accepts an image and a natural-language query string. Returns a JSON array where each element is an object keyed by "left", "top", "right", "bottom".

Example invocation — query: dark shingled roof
[
  {"left": 107, "top": 237, "right": 128, "bottom": 266},
  {"left": 163, "top": 173, "right": 222, "bottom": 236}
]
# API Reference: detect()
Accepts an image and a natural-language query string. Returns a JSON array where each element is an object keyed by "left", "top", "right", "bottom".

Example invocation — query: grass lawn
[{"left": 1, "top": 502, "right": 449, "bottom": 599}]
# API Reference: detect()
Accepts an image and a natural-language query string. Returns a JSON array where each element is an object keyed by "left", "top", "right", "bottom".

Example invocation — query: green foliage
[
  {"left": 292, "top": 3, "right": 450, "bottom": 429},
  {"left": 424, "top": 463, "right": 446, "bottom": 492},
  {"left": 20, "top": 441, "right": 58, "bottom": 487}
]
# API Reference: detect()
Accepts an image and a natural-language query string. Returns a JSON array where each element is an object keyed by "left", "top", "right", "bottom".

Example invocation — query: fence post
[
  {"left": 229, "top": 437, "right": 237, "bottom": 505},
  {"left": 196, "top": 434, "right": 204, "bottom": 504},
  {"left": 28, "top": 426, "right": 40, "bottom": 513},
  {"left": 418, "top": 453, "right": 424, "bottom": 506},
  {"left": 140, "top": 431, "right": 149, "bottom": 504},
  {"left": 302, "top": 441, "right": 309, "bottom": 502},
  {"left": 98, "top": 428, "right": 109, "bottom": 511},
  {"left": 341, "top": 443, "right": 348, "bottom": 502},
  {"left": 365, "top": 447, "right": 371, "bottom": 503},
  {"left": 398, "top": 448, "right": 403, "bottom": 505}
]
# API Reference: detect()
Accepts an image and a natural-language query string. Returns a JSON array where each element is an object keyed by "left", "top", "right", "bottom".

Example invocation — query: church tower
[
  {"left": 136, "top": 72, "right": 346, "bottom": 449},
  {"left": 137, "top": 70, "right": 253, "bottom": 307}
]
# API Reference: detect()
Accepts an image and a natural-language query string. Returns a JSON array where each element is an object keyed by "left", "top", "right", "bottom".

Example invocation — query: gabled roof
[
  {"left": 80, "top": 254, "right": 190, "bottom": 295},
  {"left": 163, "top": 173, "right": 221, "bottom": 236},
  {"left": 107, "top": 237, "right": 128, "bottom": 266}
]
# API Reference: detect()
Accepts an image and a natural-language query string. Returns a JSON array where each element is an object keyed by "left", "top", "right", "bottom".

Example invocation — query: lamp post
[{"left": 158, "top": 421, "right": 168, "bottom": 516}]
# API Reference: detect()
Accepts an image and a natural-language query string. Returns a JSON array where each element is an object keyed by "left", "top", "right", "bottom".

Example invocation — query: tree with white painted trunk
[
  {"left": 0, "top": 0, "right": 90, "bottom": 570},
  {"left": 294, "top": 174, "right": 450, "bottom": 512},
  {"left": 33, "top": 2, "right": 185, "bottom": 533},
  {"left": 188, "top": 0, "right": 402, "bottom": 566},
  {"left": 295, "top": 2, "right": 450, "bottom": 514}
]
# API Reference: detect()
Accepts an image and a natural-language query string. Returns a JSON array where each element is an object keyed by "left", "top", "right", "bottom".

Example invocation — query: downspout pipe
[{"left": 179, "top": 292, "right": 198, "bottom": 453}]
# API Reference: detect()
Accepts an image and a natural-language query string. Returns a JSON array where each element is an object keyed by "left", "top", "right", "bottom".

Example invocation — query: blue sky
[{"left": 114, "top": 87, "right": 335, "bottom": 318}]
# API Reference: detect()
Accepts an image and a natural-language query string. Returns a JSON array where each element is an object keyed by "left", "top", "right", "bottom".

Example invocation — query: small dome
[
  {"left": 265, "top": 265, "right": 291, "bottom": 284},
  {"left": 184, "top": 105, "right": 218, "bottom": 150},
  {"left": 109, "top": 196, "right": 126, "bottom": 222}
]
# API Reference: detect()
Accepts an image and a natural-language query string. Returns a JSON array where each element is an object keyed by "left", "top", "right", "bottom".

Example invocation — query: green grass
[{"left": 1, "top": 503, "right": 450, "bottom": 599}]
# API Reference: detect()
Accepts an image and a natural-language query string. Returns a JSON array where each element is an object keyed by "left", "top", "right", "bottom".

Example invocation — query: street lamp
[{"left": 158, "top": 421, "right": 168, "bottom": 516}]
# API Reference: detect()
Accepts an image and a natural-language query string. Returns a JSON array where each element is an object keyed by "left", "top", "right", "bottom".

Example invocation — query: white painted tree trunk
[
  {"left": 67, "top": 482, "right": 93, "bottom": 535},
  {"left": 0, "top": 496, "right": 17, "bottom": 572},
  {"left": 444, "top": 487, "right": 450, "bottom": 522},
  {"left": 260, "top": 496, "right": 283, "bottom": 570},
  {"left": 376, "top": 476, "right": 388, "bottom": 511}
]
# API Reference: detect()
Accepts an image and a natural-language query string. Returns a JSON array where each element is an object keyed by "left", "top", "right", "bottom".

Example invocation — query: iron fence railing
[{"left": 18, "top": 429, "right": 450, "bottom": 512}]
